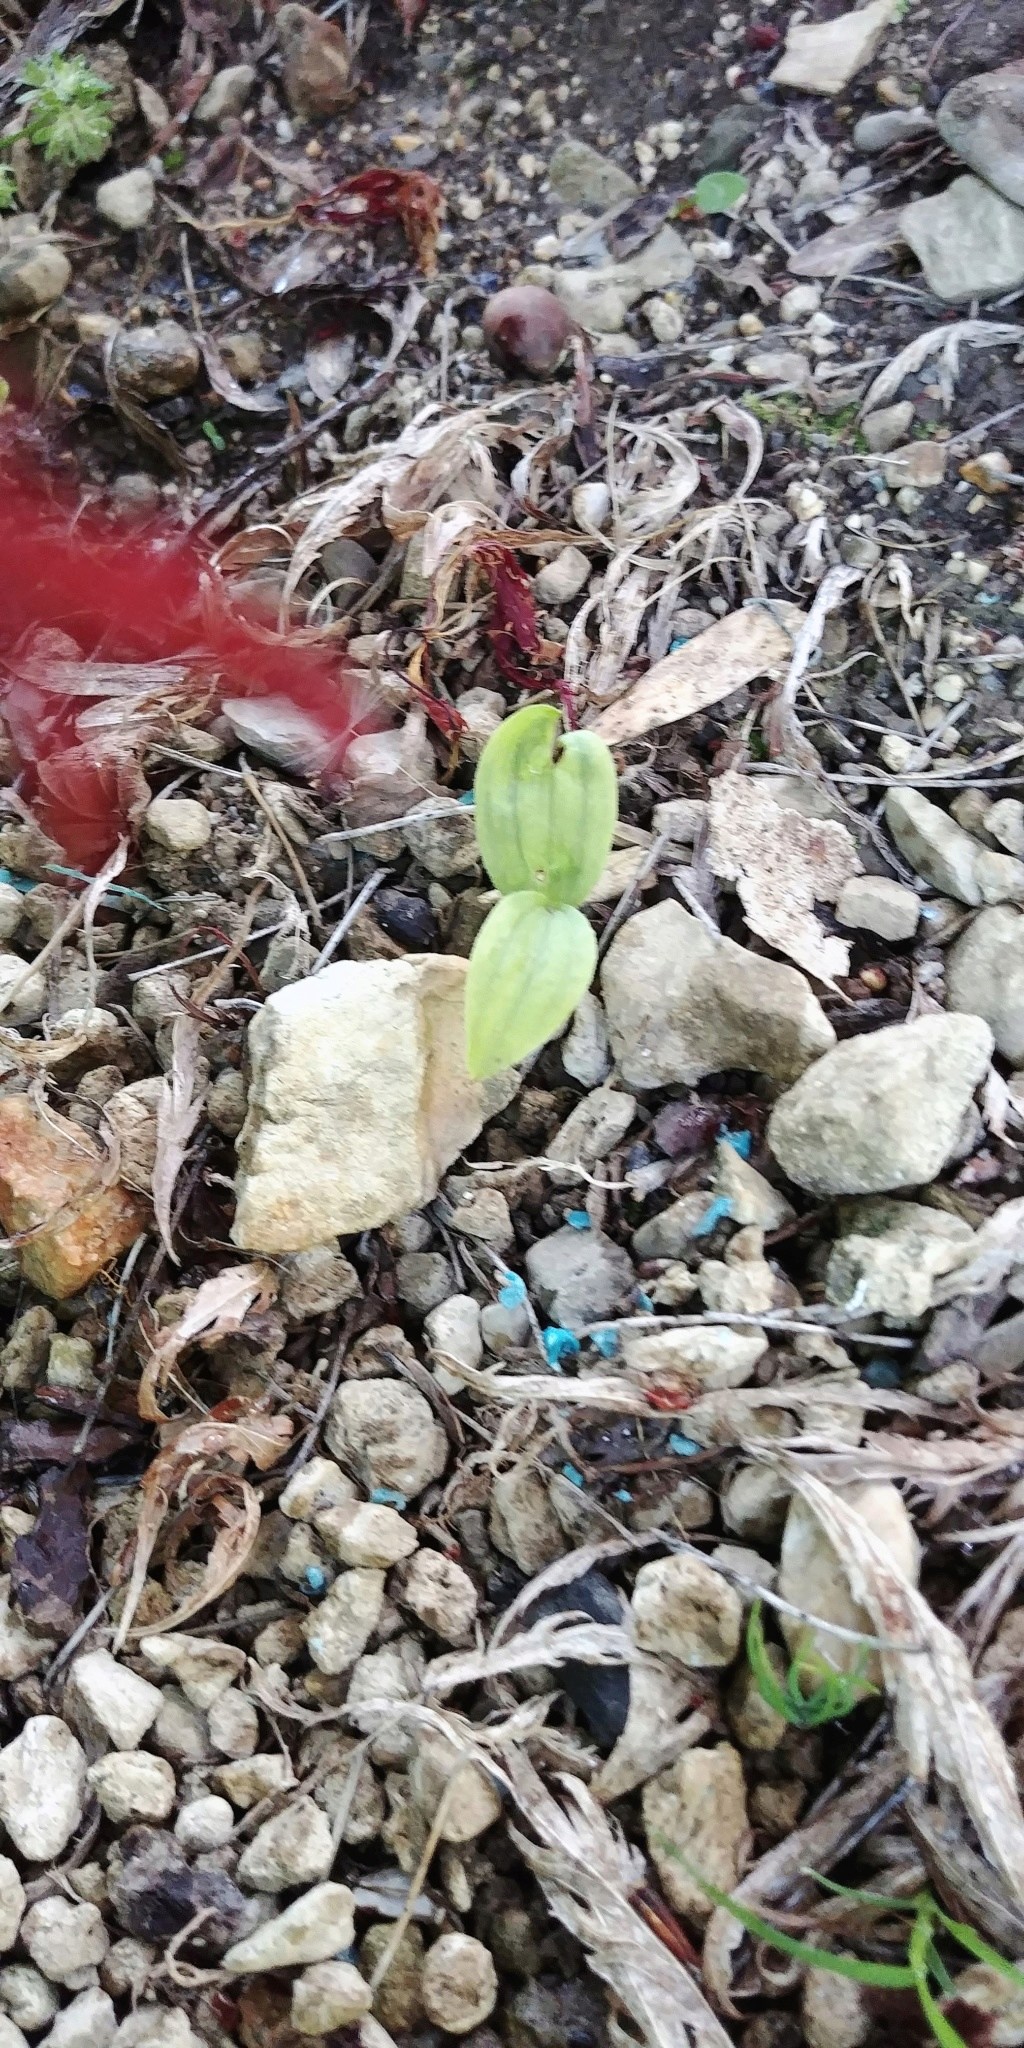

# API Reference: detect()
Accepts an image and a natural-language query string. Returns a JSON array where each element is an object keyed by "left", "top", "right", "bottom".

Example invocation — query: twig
[{"left": 311, "top": 867, "right": 389, "bottom": 971}]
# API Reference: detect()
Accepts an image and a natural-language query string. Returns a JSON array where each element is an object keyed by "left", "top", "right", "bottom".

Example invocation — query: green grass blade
[
  {"left": 806, "top": 1872, "right": 923, "bottom": 1913},
  {"left": 651, "top": 1841, "right": 915, "bottom": 1989},
  {"left": 934, "top": 1909, "right": 1024, "bottom": 1987},
  {"left": 908, "top": 1910, "right": 973, "bottom": 2048}
]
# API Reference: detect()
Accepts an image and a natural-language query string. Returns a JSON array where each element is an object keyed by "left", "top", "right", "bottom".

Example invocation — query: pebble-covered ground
[{"left": 2, "top": 5, "right": 1024, "bottom": 2048}]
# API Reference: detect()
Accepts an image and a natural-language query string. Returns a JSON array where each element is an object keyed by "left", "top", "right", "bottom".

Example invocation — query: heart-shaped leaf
[
  {"left": 692, "top": 171, "right": 748, "bottom": 216},
  {"left": 465, "top": 890, "right": 597, "bottom": 1078},
  {"left": 473, "top": 703, "right": 617, "bottom": 907}
]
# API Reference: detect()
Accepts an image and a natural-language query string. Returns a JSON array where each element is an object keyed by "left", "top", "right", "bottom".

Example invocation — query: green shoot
[
  {"left": 0, "top": 166, "right": 17, "bottom": 212},
  {"left": 464, "top": 704, "right": 617, "bottom": 1078},
  {"left": 692, "top": 170, "right": 748, "bottom": 215},
  {"left": 746, "top": 1600, "right": 877, "bottom": 1728},
  {"left": 653, "top": 1834, "right": 1024, "bottom": 2048},
  {"left": 17, "top": 55, "right": 113, "bottom": 169}
]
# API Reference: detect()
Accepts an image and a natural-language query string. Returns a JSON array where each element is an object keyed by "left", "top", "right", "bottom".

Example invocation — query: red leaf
[{"left": 297, "top": 167, "right": 444, "bottom": 275}]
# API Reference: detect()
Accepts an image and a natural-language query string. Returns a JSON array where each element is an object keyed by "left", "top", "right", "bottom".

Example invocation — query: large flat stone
[
  {"left": 937, "top": 67, "right": 1024, "bottom": 210},
  {"left": 900, "top": 174, "right": 1024, "bottom": 302},
  {"left": 232, "top": 958, "right": 488, "bottom": 1251}
]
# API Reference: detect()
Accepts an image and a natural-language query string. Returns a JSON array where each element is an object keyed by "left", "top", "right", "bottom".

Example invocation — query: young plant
[
  {"left": 653, "top": 1840, "right": 1024, "bottom": 2048},
  {"left": 17, "top": 55, "right": 113, "bottom": 170},
  {"left": 672, "top": 171, "right": 749, "bottom": 221},
  {"left": 0, "top": 166, "right": 18, "bottom": 213},
  {"left": 465, "top": 703, "right": 617, "bottom": 1079},
  {"left": 747, "top": 1599, "right": 877, "bottom": 1728}
]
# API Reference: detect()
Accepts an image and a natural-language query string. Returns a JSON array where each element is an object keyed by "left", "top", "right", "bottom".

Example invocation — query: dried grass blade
[
  {"left": 152, "top": 1012, "right": 204, "bottom": 1264},
  {"left": 504, "top": 1752, "right": 734, "bottom": 2048},
  {"left": 138, "top": 1261, "right": 277, "bottom": 1422}
]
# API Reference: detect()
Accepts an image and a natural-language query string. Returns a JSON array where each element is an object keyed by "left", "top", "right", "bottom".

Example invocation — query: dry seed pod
[{"left": 483, "top": 285, "right": 573, "bottom": 378}]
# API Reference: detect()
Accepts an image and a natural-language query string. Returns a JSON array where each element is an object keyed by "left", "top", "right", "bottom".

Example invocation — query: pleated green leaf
[
  {"left": 465, "top": 891, "right": 597, "bottom": 1078},
  {"left": 473, "top": 703, "right": 617, "bottom": 906}
]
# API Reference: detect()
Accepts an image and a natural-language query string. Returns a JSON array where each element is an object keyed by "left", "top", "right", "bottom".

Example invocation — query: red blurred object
[
  {"left": 296, "top": 167, "right": 444, "bottom": 276},
  {"left": 746, "top": 21, "right": 781, "bottom": 48},
  {"left": 0, "top": 419, "right": 377, "bottom": 869},
  {"left": 470, "top": 539, "right": 577, "bottom": 726},
  {"left": 392, "top": 0, "right": 430, "bottom": 34}
]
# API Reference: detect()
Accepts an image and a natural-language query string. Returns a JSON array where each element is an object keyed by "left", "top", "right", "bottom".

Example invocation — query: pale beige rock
[
  {"left": 114, "top": 2007, "right": 201, "bottom": 2048},
  {"left": 173, "top": 1796, "right": 234, "bottom": 1852},
  {"left": 87, "top": 1753, "right": 175, "bottom": 1825},
  {"left": 772, "top": 0, "right": 901, "bottom": 94},
  {"left": 315, "top": 1500, "right": 417, "bottom": 1570},
  {"left": 280, "top": 1456, "right": 355, "bottom": 1522},
  {"left": 233, "top": 959, "right": 490, "bottom": 1251},
  {"left": 345, "top": 1639, "right": 425, "bottom": 1768},
  {"left": 21, "top": 1899, "right": 108, "bottom": 1988},
  {"left": 409, "top": 1728, "right": 502, "bottom": 1842},
  {"left": 489, "top": 1464, "right": 567, "bottom": 1574},
  {"left": 238, "top": 1796, "right": 334, "bottom": 1891},
  {"left": 421, "top": 1934, "right": 498, "bottom": 2035},
  {"left": 632, "top": 1554, "right": 743, "bottom": 1667},
  {"left": 45, "top": 1988, "right": 116, "bottom": 2048},
  {"left": 602, "top": 900, "right": 835, "bottom": 1091},
  {"left": 621, "top": 1326, "right": 767, "bottom": 1396},
  {"left": 207, "top": 1690, "right": 259, "bottom": 1760},
  {"left": 0, "top": 1576, "right": 54, "bottom": 1679},
  {"left": 65, "top": 1650, "right": 162, "bottom": 1751},
  {"left": 0, "top": 1968, "right": 57, "bottom": 2032},
  {"left": 778, "top": 1482, "right": 919, "bottom": 1678},
  {"left": 326, "top": 1378, "right": 447, "bottom": 1499},
  {"left": 144, "top": 797, "right": 212, "bottom": 855},
  {"left": 0, "top": 1717, "right": 86, "bottom": 1860},
  {"left": 0, "top": 1862, "right": 23, "bottom": 1953},
  {"left": 802, "top": 1968, "right": 870, "bottom": 2048},
  {"left": 291, "top": 1962, "right": 371, "bottom": 2034},
  {"left": 397, "top": 1550, "right": 478, "bottom": 1644},
  {"left": 642, "top": 1745, "right": 748, "bottom": 1923},
  {"left": 303, "top": 1567, "right": 385, "bottom": 1675},
  {"left": 224, "top": 1884, "right": 356, "bottom": 1975},
  {"left": 139, "top": 1634, "right": 245, "bottom": 1709},
  {"left": 825, "top": 1199, "right": 974, "bottom": 1322},
  {"left": 215, "top": 1754, "right": 297, "bottom": 1808},
  {"left": 712, "top": 1140, "right": 795, "bottom": 1230}
]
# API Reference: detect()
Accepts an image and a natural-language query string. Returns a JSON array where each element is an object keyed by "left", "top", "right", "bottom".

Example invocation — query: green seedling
[
  {"left": 747, "top": 1599, "right": 877, "bottom": 1728},
  {"left": 672, "top": 171, "right": 749, "bottom": 221},
  {"left": 654, "top": 1839, "right": 1024, "bottom": 2048},
  {"left": 465, "top": 703, "right": 617, "bottom": 1079},
  {"left": 0, "top": 167, "right": 17, "bottom": 212},
  {"left": 17, "top": 55, "right": 113, "bottom": 170}
]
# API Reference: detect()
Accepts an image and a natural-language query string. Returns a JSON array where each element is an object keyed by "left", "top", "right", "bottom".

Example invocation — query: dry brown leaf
[
  {"left": 707, "top": 771, "right": 861, "bottom": 984},
  {"left": 138, "top": 1262, "right": 277, "bottom": 1422},
  {"left": 153, "top": 1013, "right": 204, "bottom": 1264},
  {"left": 587, "top": 604, "right": 801, "bottom": 745},
  {"left": 112, "top": 1408, "right": 292, "bottom": 1650},
  {"left": 504, "top": 1751, "right": 734, "bottom": 2048},
  {"left": 760, "top": 1457, "right": 1024, "bottom": 1915}
]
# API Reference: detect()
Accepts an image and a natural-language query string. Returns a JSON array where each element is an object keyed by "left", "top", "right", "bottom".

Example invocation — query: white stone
[
  {"left": 778, "top": 1482, "right": 919, "bottom": 1678},
  {"left": 772, "top": 0, "right": 902, "bottom": 94},
  {"left": 237, "top": 1795, "right": 334, "bottom": 1891},
  {"left": 139, "top": 1634, "right": 246, "bottom": 1710},
  {"left": 901, "top": 175, "right": 1024, "bottom": 303},
  {"left": 114, "top": 2009, "right": 200, "bottom": 2048},
  {"left": 948, "top": 906, "right": 1024, "bottom": 1062},
  {"left": 645, "top": 296, "right": 685, "bottom": 344},
  {"left": 642, "top": 1745, "right": 747, "bottom": 1923},
  {"left": 95, "top": 170, "right": 155, "bottom": 231},
  {"left": 622, "top": 1325, "right": 767, "bottom": 1395},
  {"left": 0, "top": 2020, "right": 27, "bottom": 2048},
  {"left": 712, "top": 1141, "right": 795, "bottom": 1230},
  {"left": 0, "top": 892, "right": 22, "bottom": 946},
  {"left": 65, "top": 1650, "right": 161, "bottom": 1751},
  {"left": 292, "top": 1961, "right": 371, "bottom": 2033},
  {"left": 421, "top": 1935, "right": 498, "bottom": 2035},
  {"left": 534, "top": 547, "right": 591, "bottom": 606},
  {"left": 207, "top": 1689, "right": 259, "bottom": 1759},
  {"left": 87, "top": 1753, "right": 175, "bottom": 1824},
  {"left": 215, "top": 1754, "right": 297, "bottom": 1808},
  {"left": 424, "top": 1294, "right": 482, "bottom": 1394},
  {"left": 561, "top": 992, "right": 612, "bottom": 1086},
  {"left": 194, "top": 64, "right": 256, "bottom": 125},
  {"left": 409, "top": 1728, "right": 502, "bottom": 1843},
  {"left": 835, "top": 875, "right": 920, "bottom": 941},
  {"left": 43, "top": 1989, "right": 116, "bottom": 2048},
  {"left": 0, "top": 956, "right": 45, "bottom": 1027},
  {"left": 549, "top": 1085, "right": 636, "bottom": 1180},
  {"left": 779, "top": 283, "right": 821, "bottom": 322},
  {"left": 280, "top": 1457, "right": 356, "bottom": 1522},
  {"left": 826, "top": 1200, "right": 975, "bottom": 1322},
  {"left": 0, "top": 1717, "right": 86, "bottom": 1861},
  {"left": 0, "top": 1576, "right": 54, "bottom": 1679},
  {"left": 315, "top": 1500, "right": 418, "bottom": 1570},
  {"left": 398, "top": 1550, "right": 478, "bottom": 1644},
  {"left": 0, "top": 1863, "right": 22, "bottom": 1953},
  {"left": 21, "top": 1899, "right": 108, "bottom": 1987},
  {"left": 767, "top": 1014, "right": 994, "bottom": 1196},
  {"left": 144, "top": 796, "right": 212, "bottom": 854},
  {"left": 174, "top": 1795, "right": 235, "bottom": 1853},
  {"left": 326, "top": 1378, "right": 447, "bottom": 1499},
  {"left": 279, "top": 1244, "right": 361, "bottom": 1322},
  {"left": 303, "top": 1567, "right": 385, "bottom": 1675},
  {"left": 346, "top": 1638, "right": 425, "bottom": 1768},
  {"left": 222, "top": 1883, "right": 356, "bottom": 1973},
  {"left": 602, "top": 899, "right": 835, "bottom": 1091},
  {"left": 233, "top": 959, "right": 490, "bottom": 1252},
  {"left": 632, "top": 1554, "right": 743, "bottom": 1666},
  {"left": 0, "top": 1969, "right": 56, "bottom": 2032}
]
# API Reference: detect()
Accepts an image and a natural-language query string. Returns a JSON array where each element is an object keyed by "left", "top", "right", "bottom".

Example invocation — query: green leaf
[
  {"left": 17, "top": 54, "right": 112, "bottom": 168},
  {"left": 746, "top": 1601, "right": 875, "bottom": 1729},
  {"left": 693, "top": 171, "right": 748, "bottom": 215},
  {"left": 935, "top": 1908, "right": 1024, "bottom": 1988},
  {"left": 0, "top": 167, "right": 17, "bottom": 213},
  {"left": 473, "top": 703, "right": 617, "bottom": 906},
  {"left": 908, "top": 1909, "right": 973, "bottom": 2048},
  {"left": 465, "top": 891, "right": 597, "bottom": 1079},
  {"left": 650, "top": 1841, "right": 916, "bottom": 1989}
]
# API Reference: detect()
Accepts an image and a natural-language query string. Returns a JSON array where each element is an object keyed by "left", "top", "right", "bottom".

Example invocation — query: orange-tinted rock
[{"left": 0, "top": 1096, "right": 148, "bottom": 1299}]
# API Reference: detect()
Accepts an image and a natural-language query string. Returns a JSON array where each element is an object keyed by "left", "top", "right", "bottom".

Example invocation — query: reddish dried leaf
[{"left": 297, "top": 167, "right": 445, "bottom": 275}]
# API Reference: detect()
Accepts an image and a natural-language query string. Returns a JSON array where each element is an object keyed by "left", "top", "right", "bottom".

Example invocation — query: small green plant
[
  {"left": 17, "top": 54, "right": 113, "bottom": 169},
  {"left": 0, "top": 166, "right": 18, "bottom": 212},
  {"left": 655, "top": 1841, "right": 1024, "bottom": 2048},
  {"left": 747, "top": 1600, "right": 877, "bottom": 1728},
  {"left": 464, "top": 703, "right": 617, "bottom": 1079},
  {"left": 672, "top": 171, "right": 749, "bottom": 221}
]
